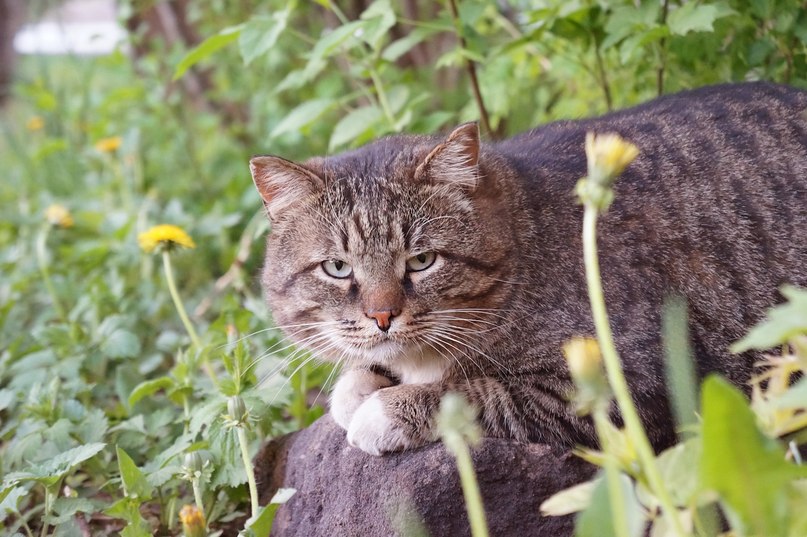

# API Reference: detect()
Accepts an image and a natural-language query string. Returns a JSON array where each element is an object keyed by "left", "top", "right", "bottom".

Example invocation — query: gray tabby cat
[{"left": 249, "top": 82, "right": 807, "bottom": 455}]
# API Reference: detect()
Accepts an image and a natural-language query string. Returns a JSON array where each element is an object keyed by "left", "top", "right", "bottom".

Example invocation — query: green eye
[
  {"left": 322, "top": 259, "right": 352, "bottom": 278},
  {"left": 406, "top": 252, "right": 437, "bottom": 272}
]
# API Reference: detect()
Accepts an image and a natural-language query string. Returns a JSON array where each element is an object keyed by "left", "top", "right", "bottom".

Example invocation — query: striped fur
[{"left": 251, "top": 82, "right": 807, "bottom": 453}]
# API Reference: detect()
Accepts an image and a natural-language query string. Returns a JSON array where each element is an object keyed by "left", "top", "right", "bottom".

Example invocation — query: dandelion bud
[
  {"left": 437, "top": 392, "right": 481, "bottom": 447},
  {"left": 179, "top": 504, "right": 206, "bottom": 537},
  {"left": 584, "top": 132, "right": 639, "bottom": 185},
  {"left": 228, "top": 395, "right": 249, "bottom": 424},
  {"left": 183, "top": 452, "right": 204, "bottom": 475},
  {"left": 563, "top": 338, "right": 609, "bottom": 413}
]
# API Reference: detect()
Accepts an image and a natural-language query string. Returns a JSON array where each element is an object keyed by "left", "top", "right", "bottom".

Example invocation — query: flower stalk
[
  {"left": 226, "top": 396, "right": 260, "bottom": 519},
  {"left": 563, "top": 338, "right": 628, "bottom": 537},
  {"left": 36, "top": 225, "right": 66, "bottom": 321},
  {"left": 578, "top": 132, "right": 684, "bottom": 536},
  {"left": 138, "top": 224, "right": 218, "bottom": 386},
  {"left": 437, "top": 393, "right": 489, "bottom": 537}
]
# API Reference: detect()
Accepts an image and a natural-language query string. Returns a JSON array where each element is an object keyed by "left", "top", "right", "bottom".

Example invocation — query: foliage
[{"left": 1, "top": 0, "right": 806, "bottom": 534}]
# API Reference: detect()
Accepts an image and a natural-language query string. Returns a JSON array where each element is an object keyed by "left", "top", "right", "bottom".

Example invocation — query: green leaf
[
  {"left": 700, "top": 376, "right": 807, "bottom": 535},
  {"left": 667, "top": 2, "right": 734, "bottom": 36},
  {"left": 48, "top": 497, "right": 98, "bottom": 524},
  {"left": 382, "top": 28, "right": 434, "bottom": 62},
  {"left": 246, "top": 488, "right": 297, "bottom": 536},
  {"left": 29, "top": 443, "right": 106, "bottom": 483},
  {"left": 116, "top": 446, "right": 152, "bottom": 501},
  {"left": 329, "top": 106, "right": 384, "bottom": 150},
  {"left": 574, "top": 473, "right": 644, "bottom": 537},
  {"left": 540, "top": 479, "right": 597, "bottom": 516},
  {"left": 271, "top": 99, "right": 335, "bottom": 138},
  {"left": 732, "top": 286, "right": 807, "bottom": 352},
  {"left": 106, "top": 498, "right": 151, "bottom": 537},
  {"left": 128, "top": 376, "right": 176, "bottom": 407},
  {"left": 174, "top": 25, "right": 243, "bottom": 80},
  {"left": 239, "top": 12, "right": 289, "bottom": 65},
  {"left": 101, "top": 329, "right": 141, "bottom": 359},
  {"left": 359, "top": 0, "right": 396, "bottom": 50},
  {"left": 0, "top": 486, "right": 26, "bottom": 514},
  {"left": 656, "top": 438, "right": 702, "bottom": 507}
]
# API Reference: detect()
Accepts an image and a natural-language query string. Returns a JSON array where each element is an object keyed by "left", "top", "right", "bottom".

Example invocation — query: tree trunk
[{"left": 0, "top": 0, "right": 25, "bottom": 106}]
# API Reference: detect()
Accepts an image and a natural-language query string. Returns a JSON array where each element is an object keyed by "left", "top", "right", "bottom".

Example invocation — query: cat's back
[
  {"left": 498, "top": 82, "right": 807, "bottom": 191},
  {"left": 496, "top": 82, "right": 807, "bottom": 381}
]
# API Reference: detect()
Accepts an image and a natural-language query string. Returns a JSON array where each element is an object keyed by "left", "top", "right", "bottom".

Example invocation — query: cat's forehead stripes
[{"left": 322, "top": 174, "right": 413, "bottom": 256}]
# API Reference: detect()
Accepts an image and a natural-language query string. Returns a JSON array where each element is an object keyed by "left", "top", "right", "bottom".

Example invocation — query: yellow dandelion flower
[
  {"left": 27, "top": 116, "right": 45, "bottom": 131},
  {"left": 138, "top": 224, "right": 195, "bottom": 253},
  {"left": 585, "top": 132, "right": 639, "bottom": 183},
  {"left": 44, "top": 204, "right": 74, "bottom": 228},
  {"left": 179, "top": 504, "right": 206, "bottom": 537},
  {"left": 94, "top": 136, "right": 122, "bottom": 153}
]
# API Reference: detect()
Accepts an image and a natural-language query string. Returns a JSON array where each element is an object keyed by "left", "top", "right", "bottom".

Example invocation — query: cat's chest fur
[{"left": 374, "top": 344, "right": 450, "bottom": 384}]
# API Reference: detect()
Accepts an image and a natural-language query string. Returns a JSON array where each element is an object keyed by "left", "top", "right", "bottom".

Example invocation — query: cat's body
[{"left": 250, "top": 82, "right": 807, "bottom": 455}]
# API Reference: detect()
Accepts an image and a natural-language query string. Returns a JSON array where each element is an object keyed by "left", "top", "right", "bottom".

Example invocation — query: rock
[{"left": 255, "top": 415, "right": 595, "bottom": 537}]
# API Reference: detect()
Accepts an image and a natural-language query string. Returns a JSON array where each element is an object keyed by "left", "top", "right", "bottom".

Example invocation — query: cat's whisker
[
  {"left": 420, "top": 333, "right": 471, "bottom": 387},
  {"left": 220, "top": 320, "right": 344, "bottom": 351},
  {"left": 264, "top": 337, "right": 347, "bottom": 403},
  {"left": 421, "top": 327, "right": 485, "bottom": 377},
  {"left": 249, "top": 330, "right": 336, "bottom": 380},
  {"left": 419, "top": 321, "right": 516, "bottom": 378}
]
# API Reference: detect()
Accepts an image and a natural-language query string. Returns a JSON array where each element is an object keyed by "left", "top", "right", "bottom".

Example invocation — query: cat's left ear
[
  {"left": 415, "top": 122, "right": 480, "bottom": 190},
  {"left": 249, "top": 156, "right": 325, "bottom": 221}
]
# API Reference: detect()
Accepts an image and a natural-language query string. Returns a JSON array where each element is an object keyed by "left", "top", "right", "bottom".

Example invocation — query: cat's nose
[{"left": 366, "top": 309, "right": 399, "bottom": 332}]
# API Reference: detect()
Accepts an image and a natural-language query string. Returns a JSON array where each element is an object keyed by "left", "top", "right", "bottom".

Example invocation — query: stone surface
[{"left": 255, "top": 415, "right": 595, "bottom": 537}]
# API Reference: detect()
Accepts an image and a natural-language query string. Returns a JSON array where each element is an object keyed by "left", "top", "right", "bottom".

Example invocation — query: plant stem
[
  {"left": 593, "top": 405, "right": 629, "bottom": 537},
  {"left": 35, "top": 226, "right": 66, "bottom": 321},
  {"left": 191, "top": 479, "right": 206, "bottom": 521},
  {"left": 40, "top": 487, "right": 53, "bottom": 537},
  {"left": 446, "top": 0, "right": 494, "bottom": 138},
  {"left": 592, "top": 40, "right": 613, "bottom": 111},
  {"left": 657, "top": 0, "right": 670, "bottom": 96},
  {"left": 369, "top": 69, "right": 397, "bottom": 128},
  {"left": 582, "top": 205, "right": 684, "bottom": 537},
  {"left": 236, "top": 426, "right": 260, "bottom": 519},
  {"left": 161, "top": 251, "right": 218, "bottom": 386},
  {"left": 444, "top": 433, "right": 489, "bottom": 537}
]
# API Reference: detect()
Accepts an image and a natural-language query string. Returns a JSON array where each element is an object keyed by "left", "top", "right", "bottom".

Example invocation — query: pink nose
[{"left": 366, "top": 309, "right": 398, "bottom": 332}]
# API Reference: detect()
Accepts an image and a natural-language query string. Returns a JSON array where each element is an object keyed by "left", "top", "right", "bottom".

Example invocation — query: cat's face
[{"left": 250, "top": 124, "right": 515, "bottom": 370}]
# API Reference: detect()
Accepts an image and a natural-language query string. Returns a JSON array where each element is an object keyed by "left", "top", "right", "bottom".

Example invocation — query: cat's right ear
[{"left": 249, "top": 156, "right": 324, "bottom": 221}]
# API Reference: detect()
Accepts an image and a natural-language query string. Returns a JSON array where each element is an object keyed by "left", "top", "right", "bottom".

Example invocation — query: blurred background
[{"left": 0, "top": 0, "right": 805, "bottom": 534}]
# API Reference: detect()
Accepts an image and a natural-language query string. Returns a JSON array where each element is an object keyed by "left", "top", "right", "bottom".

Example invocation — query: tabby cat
[{"left": 250, "top": 82, "right": 807, "bottom": 455}]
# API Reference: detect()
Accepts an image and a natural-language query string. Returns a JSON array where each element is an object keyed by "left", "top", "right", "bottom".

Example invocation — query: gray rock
[{"left": 255, "top": 415, "right": 595, "bottom": 537}]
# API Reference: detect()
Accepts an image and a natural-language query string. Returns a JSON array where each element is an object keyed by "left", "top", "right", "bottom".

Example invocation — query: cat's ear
[
  {"left": 249, "top": 156, "right": 324, "bottom": 220},
  {"left": 415, "top": 122, "right": 480, "bottom": 190}
]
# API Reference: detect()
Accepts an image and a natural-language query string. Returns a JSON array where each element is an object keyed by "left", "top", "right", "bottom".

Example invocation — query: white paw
[
  {"left": 346, "top": 393, "right": 410, "bottom": 456},
  {"left": 330, "top": 369, "right": 393, "bottom": 431}
]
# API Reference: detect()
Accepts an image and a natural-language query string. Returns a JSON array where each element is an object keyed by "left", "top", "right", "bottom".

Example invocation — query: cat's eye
[
  {"left": 406, "top": 252, "right": 437, "bottom": 272},
  {"left": 321, "top": 259, "right": 353, "bottom": 279}
]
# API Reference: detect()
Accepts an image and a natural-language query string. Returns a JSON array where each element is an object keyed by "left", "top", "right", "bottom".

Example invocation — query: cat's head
[{"left": 250, "top": 123, "right": 518, "bottom": 370}]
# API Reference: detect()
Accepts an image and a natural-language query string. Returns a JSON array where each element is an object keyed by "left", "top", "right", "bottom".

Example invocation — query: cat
[{"left": 249, "top": 82, "right": 807, "bottom": 456}]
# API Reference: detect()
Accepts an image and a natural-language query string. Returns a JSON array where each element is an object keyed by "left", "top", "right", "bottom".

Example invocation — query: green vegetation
[{"left": 1, "top": 0, "right": 806, "bottom": 535}]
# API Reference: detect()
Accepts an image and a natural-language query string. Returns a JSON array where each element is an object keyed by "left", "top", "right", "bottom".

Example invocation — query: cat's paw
[
  {"left": 330, "top": 369, "right": 393, "bottom": 431},
  {"left": 346, "top": 393, "right": 413, "bottom": 456}
]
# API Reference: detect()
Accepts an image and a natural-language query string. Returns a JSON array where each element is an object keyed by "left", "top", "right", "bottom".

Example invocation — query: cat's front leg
[
  {"left": 330, "top": 368, "right": 394, "bottom": 430},
  {"left": 347, "top": 383, "right": 442, "bottom": 456}
]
